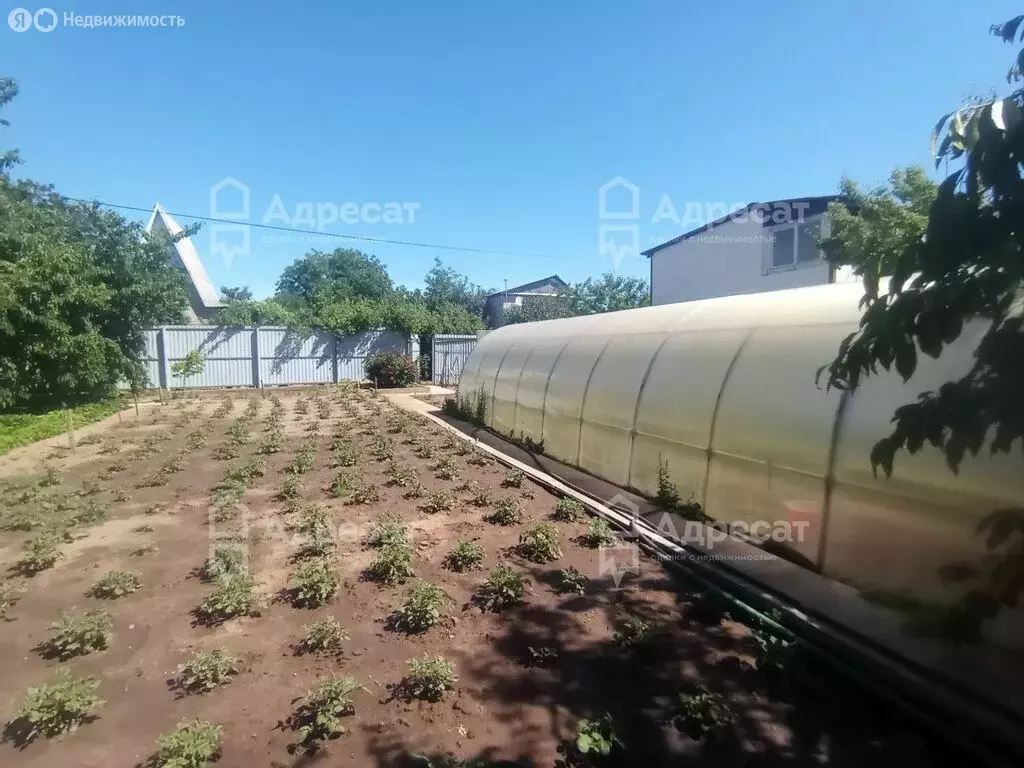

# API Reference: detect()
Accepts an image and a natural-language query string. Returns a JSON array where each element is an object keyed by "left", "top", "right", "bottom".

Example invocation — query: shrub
[
  {"left": 517, "top": 524, "right": 561, "bottom": 563},
  {"left": 486, "top": 497, "right": 523, "bottom": 526},
  {"left": 154, "top": 720, "right": 222, "bottom": 768},
  {"left": 299, "top": 616, "right": 348, "bottom": 654},
  {"left": 403, "top": 656, "right": 456, "bottom": 701},
  {"left": 292, "top": 677, "right": 362, "bottom": 746},
  {"left": 575, "top": 713, "right": 623, "bottom": 757},
  {"left": 200, "top": 544, "right": 245, "bottom": 582},
  {"left": 289, "top": 558, "right": 339, "bottom": 608},
  {"left": 612, "top": 616, "right": 653, "bottom": 648},
  {"left": 554, "top": 567, "right": 588, "bottom": 595},
  {"left": 196, "top": 576, "right": 257, "bottom": 622},
  {"left": 7, "top": 669, "right": 104, "bottom": 743},
  {"left": 89, "top": 571, "right": 140, "bottom": 599},
  {"left": 655, "top": 456, "right": 681, "bottom": 510},
  {"left": 367, "top": 542, "right": 415, "bottom": 586},
  {"left": 174, "top": 649, "right": 239, "bottom": 693},
  {"left": 584, "top": 517, "right": 617, "bottom": 548},
  {"left": 553, "top": 497, "right": 584, "bottom": 522},
  {"left": 672, "top": 685, "right": 736, "bottom": 737},
  {"left": 48, "top": 608, "right": 113, "bottom": 659},
  {"left": 502, "top": 469, "right": 525, "bottom": 488},
  {"left": 444, "top": 540, "right": 483, "bottom": 572},
  {"left": 391, "top": 581, "right": 447, "bottom": 633},
  {"left": 366, "top": 351, "right": 417, "bottom": 388},
  {"left": 422, "top": 491, "right": 455, "bottom": 514},
  {"left": 365, "top": 514, "right": 407, "bottom": 548},
  {"left": 477, "top": 566, "right": 527, "bottom": 611},
  {"left": 20, "top": 531, "right": 62, "bottom": 573}
]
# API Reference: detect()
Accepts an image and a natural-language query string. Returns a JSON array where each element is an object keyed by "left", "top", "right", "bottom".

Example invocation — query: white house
[
  {"left": 145, "top": 204, "right": 224, "bottom": 323},
  {"left": 644, "top": 196, "right": 853, "bottom": 305}
]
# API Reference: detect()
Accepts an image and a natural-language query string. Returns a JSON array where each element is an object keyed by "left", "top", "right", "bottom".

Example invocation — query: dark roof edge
[
  {"left": 641, "top": 195, "right": 839, "bottom": 257},
  {"left": 486, "top": 275, "right": 567, "bottom": 298}
]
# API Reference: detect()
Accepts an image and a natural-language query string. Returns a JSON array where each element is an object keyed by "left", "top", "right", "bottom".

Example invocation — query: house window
[{"left": 769, "top": 219, "right": 823, "bottom": 270}]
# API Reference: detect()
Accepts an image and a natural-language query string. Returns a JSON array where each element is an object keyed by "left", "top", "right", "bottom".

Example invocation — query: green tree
[
  {"left": 276, "top": 248, "right": 393, "bottom": 302},
  {"left": 220, "top": 285, "right": 252, "bottom": 303},
  {"left": 171, "top": 349, "right": 205, "bottom": 391},
  {"left": 566, "top": 272, "right": 650, "bottom": 314},
  {"left": 423, "top": 257, "right": 489, "bottom": 317},
  {"left": 819, "top": 17, "right": 1024, "bottom": 634},
  {"left": 0, "top": 77, "right": 19, "bottom": 173}
]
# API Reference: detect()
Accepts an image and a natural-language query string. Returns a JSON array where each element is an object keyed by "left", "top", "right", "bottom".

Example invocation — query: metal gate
[{"left": 431, "top": 334, "right": 477, "bottom": 385}]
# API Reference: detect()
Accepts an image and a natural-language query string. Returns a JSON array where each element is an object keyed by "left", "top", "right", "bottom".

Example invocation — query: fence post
[
  {"left": 252, "top": 326, "right": 262, "bottom": 389},
  {"left": 158, "top": 326, "right": 171, "bottom": 391},
  {"left": 332, "top": 335, "right": 340, "bottom": 383}
]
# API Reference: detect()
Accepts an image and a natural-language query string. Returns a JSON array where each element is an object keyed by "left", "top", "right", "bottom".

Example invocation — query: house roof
[
  {"left": 144, "top": 204, "right": 224, "bottom": 308},
  {"left": 486, "top": 275, "right": 567, "bottom": 298},
  {"left": 641, "top": 195, "right": 839, "bottom": 257}
]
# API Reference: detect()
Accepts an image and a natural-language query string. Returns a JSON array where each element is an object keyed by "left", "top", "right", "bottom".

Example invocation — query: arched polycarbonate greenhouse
[{"left": 458, "top": 281, "right": 1024, "bottom": 645}]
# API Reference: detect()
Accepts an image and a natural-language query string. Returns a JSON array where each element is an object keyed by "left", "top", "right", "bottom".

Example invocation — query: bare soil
[{"left": 0, "top": 388, "right": 948, "bottom": 767}]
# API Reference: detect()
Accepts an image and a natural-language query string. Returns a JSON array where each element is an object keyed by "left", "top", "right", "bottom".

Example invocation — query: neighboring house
[
  {"left": 643, "top": 195, "right": 855, "bottom": 305},
  {"left": 484, "top": 275, "right": 568, "bottom": 327},
  {"left": 145, "top": 204, "right": 224, "bottom": 323}
]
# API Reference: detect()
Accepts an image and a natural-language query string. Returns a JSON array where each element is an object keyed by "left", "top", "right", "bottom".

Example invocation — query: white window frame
[{"left": 764, "top": 214, "right": 828, "bottom": 274}]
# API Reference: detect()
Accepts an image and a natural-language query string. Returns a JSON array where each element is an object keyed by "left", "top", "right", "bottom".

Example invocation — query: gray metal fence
[
  {"left": 431, "top": 334, "right": 477, "bottom": 385},
  {"left": 140, "top": 326, "right": 414, "bottom": 389}
]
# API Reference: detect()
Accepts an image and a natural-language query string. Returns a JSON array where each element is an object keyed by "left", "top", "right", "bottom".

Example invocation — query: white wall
[{"left": 651, "top": 215, "right": 832, "bottom": 305}]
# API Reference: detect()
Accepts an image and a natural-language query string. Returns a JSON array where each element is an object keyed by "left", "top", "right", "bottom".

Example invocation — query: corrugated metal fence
[
  {"left": 431, "top": 334, "right": 478, "bottom": 385},
  {"left": 140, "top": 326, "right": 415, "bottom": 389}
]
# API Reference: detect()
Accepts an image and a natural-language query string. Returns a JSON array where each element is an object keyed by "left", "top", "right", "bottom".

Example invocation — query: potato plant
[
  {"left": 367, "top": 542, "right": 415, "bottom": 586},
  {"left": 154, "top": 720, "right": 223, "bottom": 767},
  {"left": 486, "top": 497, "right": 523, "bottom": 526},
  {"left": 200, "top": 544, "right": 245, "bottom": 582},
  {"left": 477, "top": 565, "right": 527, "bottom": 611},
  {"left": 298, "top": 616, "right": 348, "bottom": 654},
  {"left": 444, "top": 540, "right": 484, "bottom": 572},
  {"left": 391, "top": 581, "right": 447, "bottom": 633},
  {"left": 502, "top": 468, "right": 525, "bottom": 488},
  {"left": 20, "top": 531, "right": 63, "bottom": 574},
  {"left": 553, "top": 497, "right": 585, "bottom": 522},
  {"left": 517, "top": 524, "right": 562, "bottom": 563},
  {"left": 7, "top": 669, "right": 104, "bottom": 743},
  {"left": 290, "top": 441, "right": 317, "bottom": 474},
  {"left": 289, "top": 557, "right": 340, "bottom": 608},
  {"left": 554, "top": 567, "right": 588, "bottom": 595},
  {"left": 196, "top": 576, "right": 257, "bottom": 623},
  {"left": 365, "top": 514, "right": 407, "bottom": 548},
  {"left": 292, "top": 677, "right": 362, "bottom": 746},
  {"left": 422, "top": 491, "right": 455, "bottom": 514},
  {"left": 48, "top": 608, "right": 113, "bottom": 659},
  {"left": 584, "top": 517, "right": 617, "bottom": 548},
  {"left": 174, "top": 649, "right": 239, "bottom": 693},
  {"left": 434, "top": 455, "right": 460, "bottom": 481},
  {"left": 612, "top": 615, "right": 653, "bottom": 649},
  {"left": 672, "top": 685, "right": 736, "bottom": 738},
  {"left": 403, "top": 656, "right": 456, "bottom": 702},
  {"left": 89, "top": 570, "right": 141, "bottom": 599}
]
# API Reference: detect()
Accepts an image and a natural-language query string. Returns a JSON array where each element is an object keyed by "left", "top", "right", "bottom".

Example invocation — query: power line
[{"left": 61, "top": 196, "right": 609, "bottom": 262}]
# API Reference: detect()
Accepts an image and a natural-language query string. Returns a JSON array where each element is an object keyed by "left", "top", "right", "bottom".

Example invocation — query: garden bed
[{"left": 0, "top": 387, "right": 950, "bottom": 767}]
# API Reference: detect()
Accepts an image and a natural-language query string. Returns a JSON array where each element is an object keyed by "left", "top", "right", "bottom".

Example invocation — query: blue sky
[{"left": 3, "top": 0, "right": 1018, "bottom": 298}]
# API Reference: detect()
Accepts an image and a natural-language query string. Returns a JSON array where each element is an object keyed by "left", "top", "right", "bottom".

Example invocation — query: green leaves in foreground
[
  {"left": 290, "top": 677, "right": 362, "bottom": 747},
  {"left": 154, "top": 720, "right": 222, "bottom": 767},
  {"left": 5, "top": 669, "right": 104, "bottom": 744}
]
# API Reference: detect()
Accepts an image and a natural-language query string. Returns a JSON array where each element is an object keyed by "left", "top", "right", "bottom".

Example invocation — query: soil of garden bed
[{"left": 0, "top": 388, "right": 952, "bottom": 767}]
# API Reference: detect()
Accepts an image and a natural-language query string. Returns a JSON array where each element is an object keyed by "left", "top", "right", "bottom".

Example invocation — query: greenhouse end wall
[{"left": 456, "top": 281, "right": 1024, "bottom": 649}]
